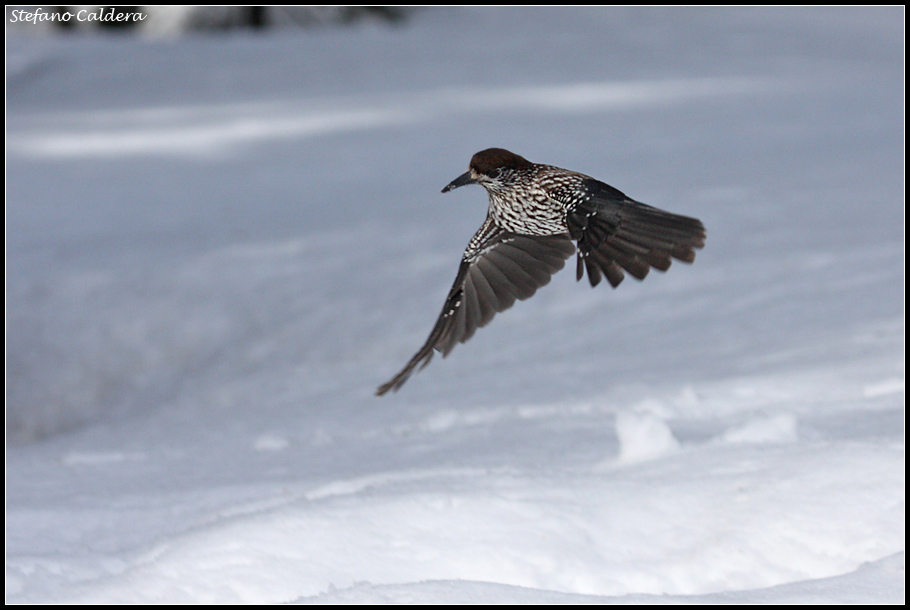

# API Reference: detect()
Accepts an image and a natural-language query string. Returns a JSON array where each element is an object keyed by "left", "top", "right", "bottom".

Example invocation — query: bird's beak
[{"left": 442, "top": 170, "right": 477, "bottom": 193}]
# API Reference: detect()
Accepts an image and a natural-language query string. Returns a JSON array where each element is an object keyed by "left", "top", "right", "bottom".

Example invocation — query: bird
[{"left": 376, "top": 148, "right": 706, "bottom": 396}]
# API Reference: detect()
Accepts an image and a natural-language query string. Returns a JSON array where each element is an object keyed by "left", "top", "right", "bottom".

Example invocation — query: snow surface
[{"left": 6, "top": 6, "right": 905, "bottom": 604}]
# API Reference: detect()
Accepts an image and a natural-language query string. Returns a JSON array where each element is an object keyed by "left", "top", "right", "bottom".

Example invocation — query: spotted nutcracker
[{"left": 376, "top": 148, "right": 706, "bottom": 396}]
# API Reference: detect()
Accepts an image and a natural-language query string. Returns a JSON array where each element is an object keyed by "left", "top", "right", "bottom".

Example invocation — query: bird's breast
[{"left": 487, "top": 189, "right": 566, "bottom": 237}]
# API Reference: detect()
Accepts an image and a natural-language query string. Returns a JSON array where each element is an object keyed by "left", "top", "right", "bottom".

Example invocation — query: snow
[{"left": 6, "top": 6, "right": 904, "bottom": 604}]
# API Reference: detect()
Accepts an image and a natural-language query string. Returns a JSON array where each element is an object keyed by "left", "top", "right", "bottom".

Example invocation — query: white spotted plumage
[{"left": 481, "top": 165, "right": 587, "bottom": 237}]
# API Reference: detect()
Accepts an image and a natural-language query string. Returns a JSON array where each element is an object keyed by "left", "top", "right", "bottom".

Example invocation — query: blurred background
[
  {"left": 7, "top": 6, "right": 903, "bottom": 442},
  {"left": 6, "top": 7, "right": 904, "bottom": 604}
]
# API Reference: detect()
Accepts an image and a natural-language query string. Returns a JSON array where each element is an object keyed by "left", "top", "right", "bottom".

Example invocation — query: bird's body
[{"left": 376, "top": 148, "right": 706, "bottom": 396}]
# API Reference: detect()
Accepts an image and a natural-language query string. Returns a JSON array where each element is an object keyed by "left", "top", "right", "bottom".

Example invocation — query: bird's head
[{"left": 442, "top": 148, "right": 533, "bottom": 194}]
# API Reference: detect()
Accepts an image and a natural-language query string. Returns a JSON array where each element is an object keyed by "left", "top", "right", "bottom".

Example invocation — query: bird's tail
[{"left": 572, "top": 200, "right": 706, "bottom": 288}]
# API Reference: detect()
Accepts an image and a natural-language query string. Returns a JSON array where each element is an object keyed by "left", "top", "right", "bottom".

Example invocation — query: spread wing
[
  {"left": 376, "top": 216, "right": 575, "bottom": 396},
  {"left": 565, "top": 178, "right": 706, "bottom": 288}
]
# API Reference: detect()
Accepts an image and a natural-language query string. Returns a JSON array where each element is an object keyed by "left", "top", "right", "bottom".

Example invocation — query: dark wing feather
[
  {"left": 376, "top": 217, "right": 575, "bottom": 395},
  {"left": 567, "top": 178, "right": 706, "bottom": 288}
]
